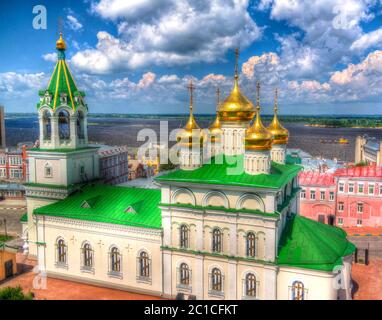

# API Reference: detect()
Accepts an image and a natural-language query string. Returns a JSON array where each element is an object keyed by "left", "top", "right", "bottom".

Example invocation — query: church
[{"left": 22, "top": 34, "right": 355, "bottom": 300}]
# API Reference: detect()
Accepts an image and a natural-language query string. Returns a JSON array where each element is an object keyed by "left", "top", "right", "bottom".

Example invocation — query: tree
[{"left": 0, "top": 286, "right": 33, "bottom": 300}]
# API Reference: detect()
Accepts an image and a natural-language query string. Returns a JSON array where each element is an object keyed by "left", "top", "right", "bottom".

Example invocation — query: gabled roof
[
  {"left": 298, "top": 171, "right": 336, "bottom": 187},
  {"left": 334, "top": 165, "right": 382, "bottom": 178},
  {"left": 34, "top": 184, "right": 161, "bottom": 229},
  {"left": 278, "top": 215, "right": 355, "bottom": 271},
  {"left": 156, "top": 155, "right": 302, "bottom": 189}
]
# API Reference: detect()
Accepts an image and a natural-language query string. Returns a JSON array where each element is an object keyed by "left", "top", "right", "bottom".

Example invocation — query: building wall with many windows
[
  {"left": 0, "top": 145, "right": 27, "bottom": 183},
  {"left": 98, "top": 145, "right": 129, "bottom": 185},
  {"left": 299, "top": 165, "right": 382, "bottom": 227},
  {"left": 36, "top": 215, "right": 163, "bottom": 296}
]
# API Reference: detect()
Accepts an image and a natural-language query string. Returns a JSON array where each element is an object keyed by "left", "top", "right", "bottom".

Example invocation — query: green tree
[{"left": 0, "top": 286, "right": 33, "bottom": 300}]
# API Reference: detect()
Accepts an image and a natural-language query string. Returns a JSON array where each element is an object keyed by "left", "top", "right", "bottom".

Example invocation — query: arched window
[
  {"left": 211, "top": 268, "right": 222, "bottom": 292},
  {"left": 292, "top": 281, "right": 305, "bottom": 300},
  {"left": 212, "top": 228, "right": 222, "bottom": 253},
  {"left": 58, "top": 109, "right": 70, "bottom": 140},
  {"left": 246, "top": 232, "right": 256, "bottom": 257},
  {"left": 245, "top": 273, "right": 257, "bottom": 297},
  {"left": 110, "top": 247, "right": 121, "bottom": 273},
  {"left": 139, "top": 251, "right": 150, "bottom": 278},
  {"left": 42, "top": 111, "right": 51, "bottom": 140},
  {"left": 179, "top": 263, "right": 190, "bottom": 286},
  {"left": 82, "top": 243, "right": 93, "bottom": 268},
  {"left": 77, "top": 110, "right": 85, "bottom": 139},
  {"left": 56, "top": 238, "right": 67, "bottom": 264},
  {"left": 180, "top": 224, "right": 189, "bottom": 248}
]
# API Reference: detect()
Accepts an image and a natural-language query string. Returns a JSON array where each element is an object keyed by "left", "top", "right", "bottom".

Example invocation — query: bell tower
[{"left": 24, "top": 33, "right": 99, "bottom": 258}]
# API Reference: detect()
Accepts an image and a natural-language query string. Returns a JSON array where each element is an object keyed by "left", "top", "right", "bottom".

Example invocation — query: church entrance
[{"left": 328, "top": 215, "right": 335, "bottom": 226}]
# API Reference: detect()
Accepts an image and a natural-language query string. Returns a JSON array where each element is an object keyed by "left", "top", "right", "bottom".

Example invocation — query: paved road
[
  {"left": 349, "top": 236, "right": 382, "bottom": 258},
  {"left": 0, "top": 208, "right": 25, "bottom": 237}
]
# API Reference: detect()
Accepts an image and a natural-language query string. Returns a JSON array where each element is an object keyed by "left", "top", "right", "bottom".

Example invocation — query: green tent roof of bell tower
[{"left": 37, "top": 33, "right": 87, "bottom": 111}]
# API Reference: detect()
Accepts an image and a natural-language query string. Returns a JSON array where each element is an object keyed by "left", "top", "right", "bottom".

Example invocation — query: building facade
[
  {"left": 299, "top": 166, "right": 382, "bottom": 227},
  {"left": 23, "top": 38, "right": 355, "bottom": 300},
  {"left": 98, "top": 145, "right": 129, "bottom": 185},
  {"left": 0, "top": 146, "right": 27, "bottom": 183},
  {"left": 355, "top": 134, "right": 382, "bottom": 166},
  {"left": 299, "top": 171, "right": 337, "bottom": 225}
]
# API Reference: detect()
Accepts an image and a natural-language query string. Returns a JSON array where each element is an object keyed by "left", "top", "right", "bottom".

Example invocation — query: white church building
[{"left": 22, "top": 36, "right": 355, "bottom": 300}]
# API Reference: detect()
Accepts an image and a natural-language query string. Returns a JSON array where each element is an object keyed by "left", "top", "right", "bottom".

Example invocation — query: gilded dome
[
  {"left": 209, "top": 88, "right": 223, "bottom": 143},
  {"left": 56, "top": 32, "right": 66, "bottom": 51},
  {"left": 218, "top": 49, "right": 255, "bottom": 122},
  {"left": 267, "top": 89, "right": 289, "bottom": 145},
  {"left": 245, "top": 83, "right": 273, "bottom": 151},
  {"left": 177, "top": 81, "right": 203, "bottom": 148}
]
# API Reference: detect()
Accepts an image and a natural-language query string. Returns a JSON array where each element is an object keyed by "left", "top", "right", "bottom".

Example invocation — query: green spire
[{"left": 37, "top": 33, "right": 86, "bottom": 111}]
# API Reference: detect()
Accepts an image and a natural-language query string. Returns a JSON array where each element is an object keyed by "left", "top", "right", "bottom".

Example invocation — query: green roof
[
  {"left": 38, "top": 54, "right": 87, "bottom": 111},
  {"left": 277, "top": 215, "right": 356, "bottom": 271},
  {"left": 156, "top": 155, "right": 302, "bottom": 189},
  {"left": 33, "top": 184, "right": 162, "bottom": 229},
  {"left": 20, "top": 213, "right": 28, "bottom": 223}
]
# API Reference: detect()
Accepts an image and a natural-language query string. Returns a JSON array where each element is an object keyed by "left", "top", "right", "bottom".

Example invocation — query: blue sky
[{"left": 0, "top": 0, "right": 382, "bottom": 115}]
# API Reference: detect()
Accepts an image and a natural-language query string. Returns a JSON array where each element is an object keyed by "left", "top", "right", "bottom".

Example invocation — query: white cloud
[
  {"left": 72, "top": 0, "right": 262, "bottom": 74},
  {"left": 350, "top": 27, "right": 382, "bottom": 51},
  {"left": 330, "top": 50, "right": 382, "bottom": 87},
  {"left": 67, "top": 15, "right": 83, "bottom": 31},
  {"left": 0, "top": 72, "right": 47, "bottom": 95},
  {"left": 42, "top": 52, "right": 57, "bottom": 62},
  {"left": 259, "top": 0, "right": 377, "bottom": 79}
]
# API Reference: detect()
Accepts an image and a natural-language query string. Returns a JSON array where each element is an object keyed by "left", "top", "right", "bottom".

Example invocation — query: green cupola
[{"left": 37, "top": 33, "right": 87, "bottom": 111}]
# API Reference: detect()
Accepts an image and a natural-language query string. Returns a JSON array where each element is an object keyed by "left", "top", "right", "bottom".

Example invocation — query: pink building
[
  {"left": 299, "top": 171, "right": 337, "bottom": 225},
  {"left": 299, "top": 165, "right": 382, "bottom": 228},
  {"left": 334, "top": 165, "right": 382, "bottom": 228}
]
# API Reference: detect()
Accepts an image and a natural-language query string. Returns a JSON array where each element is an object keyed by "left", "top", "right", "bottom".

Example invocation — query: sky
[{"left": 0, "top": 0, "right": 382, "bottom": 115}]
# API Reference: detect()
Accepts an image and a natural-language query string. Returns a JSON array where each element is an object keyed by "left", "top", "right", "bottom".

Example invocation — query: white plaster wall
[
  {"left": 38, "top": 217, "right": 163, "bottom": 295},
  {"left": 277, "top": 267, "right": 339, "bottom": 300}
]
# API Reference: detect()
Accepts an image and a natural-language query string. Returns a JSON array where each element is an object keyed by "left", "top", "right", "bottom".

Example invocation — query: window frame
[
  {"left": 212, "top": 228, "right": 223, "bottom": 253},
  {"left": 180, "top": 224, "right": 189, "bottom": 249},
  {"left": 246, "top": 232, "right": 256, "bottom": 258}
]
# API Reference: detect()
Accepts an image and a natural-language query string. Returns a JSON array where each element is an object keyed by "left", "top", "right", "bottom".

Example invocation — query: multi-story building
[
  {"left": 334, "top": 165, "right": 382, "bottom": 228},
  {"left": 355, "top": 134, "right": 382, "bottom": 166},
  {"left": 299, "top": 171, "right": 337, "bottom": 225},
  {"left": 98, "top": 145, "right": 129, "bottom": 185},
  {"left": 299, "top": 165, "right": 382, "bottom": 228},
  {"left": 22, "top": 37, "right": 355, "bottom": 300},
  {"left": 0, "top": 146, "right": 27, "bottom": 183}
]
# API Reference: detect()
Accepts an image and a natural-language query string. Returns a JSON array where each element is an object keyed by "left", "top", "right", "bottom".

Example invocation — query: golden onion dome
[
  {"left": 209, "top": 88, "right": 223, "bottom": 143},
  {"left": 267, "top": 89, "right": 289, "bottom": 145},
  {"left": 177, "top": 81, "right": 203, "bottom": 148},
  {"left": 245, "top": 82, "right": 273, "bottom": 151},
  {"left": 218, "top": 49, "right": 255, "bottom": 122},
  {"left": 56, "top": 32, "right": 66, "bottom": 50}
]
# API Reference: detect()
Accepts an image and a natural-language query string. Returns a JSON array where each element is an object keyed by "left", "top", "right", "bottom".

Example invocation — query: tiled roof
[
  {"left": 156, "top": 155, "right": 302, "bottom": 189},
  {"left": 334, "top": 165, "right": 382, "bottom": 178},
  {"left": 298, "top": 171, "right": 335, "bottom": 186},
  {"left": 34, "top": 184, "right": 161, "bottom": 229},
  {"left": 278, "top": 215, "right": 356, "bottom": 271}
]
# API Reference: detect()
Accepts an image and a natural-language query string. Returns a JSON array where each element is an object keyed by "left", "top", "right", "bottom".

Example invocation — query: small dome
[
  {"left": 245, "top": 83, "right": 273, "bottom": 151},
  {"left": 177, "top": 81, "right": 203, "bottom": 148},
  {"left": 208, "top": 88, "right": 223, "bottom": 143},
  {"left": 267, "top": 89, "right": 289, "bottom": 145},
  {"left": 208, "top": 114, "right": 222, "bottom": 143},
  {"left": 56, "top": 33, "right": 66, "bottom": 50}
]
